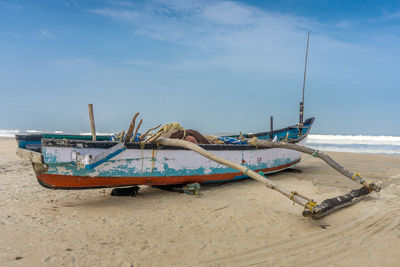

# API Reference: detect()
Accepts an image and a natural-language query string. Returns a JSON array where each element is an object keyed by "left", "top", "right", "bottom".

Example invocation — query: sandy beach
[{"left": 1, "top": 137, "right": 400, "bottom": 266}]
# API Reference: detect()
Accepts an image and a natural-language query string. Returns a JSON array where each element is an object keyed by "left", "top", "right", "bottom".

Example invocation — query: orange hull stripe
[{"left": 37, "top": 159, "right": 300, "bottom": 189}]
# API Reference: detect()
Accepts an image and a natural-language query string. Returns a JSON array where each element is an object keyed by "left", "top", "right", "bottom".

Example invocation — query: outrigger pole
[
  {"left": 156, "top": 137, "right": 381, "bottom": 219},
  {"left": 299, "top": 32, "right": 310, "bottom": 135}
]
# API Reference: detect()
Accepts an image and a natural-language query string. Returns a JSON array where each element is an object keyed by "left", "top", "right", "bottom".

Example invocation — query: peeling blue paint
[
  {"left": 45, "top": 157, "right": 294, "bottom": 179},
  {"left": 42, "top": 147, "right": 59, "bottom": 164}
]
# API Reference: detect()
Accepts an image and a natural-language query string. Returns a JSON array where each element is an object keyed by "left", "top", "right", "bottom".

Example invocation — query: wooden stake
[
  {"left": 131, "top": 118, "right": 143, "bottom": 142},
  {"left": 270, "top": 116, "right": 273, "bottom": 140},
  {"left": 124, "top": 112, "right": 139, "bottom": 143},
  {"left": 139, "top": 124, "right": 161, "bottom": 142},
  {"left": 88, "top": 104, "right": 96, "bottom": 141}
]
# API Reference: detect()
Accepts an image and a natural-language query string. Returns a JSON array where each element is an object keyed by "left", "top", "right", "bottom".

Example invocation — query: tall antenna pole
[{"left": 299, "top": 32, "right": 310, "bottom": 135}]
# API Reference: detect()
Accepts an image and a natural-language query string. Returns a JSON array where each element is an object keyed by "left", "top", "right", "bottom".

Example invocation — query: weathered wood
[
  {"left": 270, "top": 116, "right": 273, "bottom": 140},
  {"left": 145, "top": 132, "right": 163, "bottom": 144},
  {"left": 16, "top": 148, "right": 42, "bottom": 164},
  {"left": 157, "top": 137, "right": 312, "bottom": 209},
  {"left": 125, "top": 112, "right": 139, "bottom": 143},
  {"left": 303, "top": 186, "right": 371, "bottom": 218},
  {"left": 157, "top": 137, "right": 378, "bottom": 219},
  {"left": 139, "top": 124, "right": 161, "bottom": 142},
  {"left": 88, "top": 104, "right": 96, "bottom": 141},
  {"left": 131, "top": 118, "right": 143, "bottom": 142},
  {"left": 254, "top": 140, "right": 381, "bottom": 192}
]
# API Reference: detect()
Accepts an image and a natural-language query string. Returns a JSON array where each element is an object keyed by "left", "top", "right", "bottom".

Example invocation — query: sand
[{"left": 1, "top": 137, "right": 400, "bottom": 266}]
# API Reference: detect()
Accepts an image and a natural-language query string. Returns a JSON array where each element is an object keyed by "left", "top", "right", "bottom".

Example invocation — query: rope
[
  {"left": 244, "top": 168, "right": 250, "bottom": 176},
  {"left": 249, "top": 137, "right": 258, "bottom": 148},
  {"left": 305, "top": 200, "right": 317, "bottom": 212},
  {"left": 363, "top": 180, "right": 374, "bottom": 192},
  {"left": 312, "top": 150, "right": 319, "bottom": 157},
  {"left": 352, "top": 172, "right": 362, "bottom": 181},
  {"left": 290, "top": 191, "right": 297, "bottom": 205}
]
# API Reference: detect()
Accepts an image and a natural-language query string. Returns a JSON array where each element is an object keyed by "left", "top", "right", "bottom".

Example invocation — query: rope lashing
[
  {"left": 305, "top": 200, "right": 317, "bottom": 212},
  {"left": 244, "top": 168, "right": 250, "bottom": 176},
  {"left": 312, "top": 150, "right": 319, "bottom": 157},
  {"left": 352, "top": 172, "right": 362, "bottom": 181},
  {"left": 290, "top": 191, "right": 298, "bottom": 205},
  {"left": 249, "top": 137, "right": 258, "bottom": 148},
  {"left": 363, "top": 180, "right": 375, "bottom": 192},
  {"left": 258, "top": 171, "right": 265, "bottom": 177}
]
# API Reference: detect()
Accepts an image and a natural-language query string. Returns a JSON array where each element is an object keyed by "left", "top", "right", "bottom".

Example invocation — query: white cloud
[
  {"left": 383, "top": 11, "right": 400, "bottom": 20},
  {"left": 87, "top": 0, "right": 400, "bottom": 84},
  {"left": 36, "top": 29, "right": 55, "bottom": 39}
]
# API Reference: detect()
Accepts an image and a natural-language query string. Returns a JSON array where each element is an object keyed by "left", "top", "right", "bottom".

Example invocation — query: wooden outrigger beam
[
  {"left": 253, "top": 139, "right": 381, "bottom": 192},
  {"left": 156, "top": 137, "right": 381, "bottom": 219}
]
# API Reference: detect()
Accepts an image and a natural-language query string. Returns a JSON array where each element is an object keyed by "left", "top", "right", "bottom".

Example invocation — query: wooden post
[
  {"left": 88, "top": 104, "right": 96, "bottom": 141},
  {"left": 270, "top": 116, "right": 273, "bottom": 140}
]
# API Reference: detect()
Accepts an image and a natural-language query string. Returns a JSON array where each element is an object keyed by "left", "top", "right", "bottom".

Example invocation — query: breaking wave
[{"left": 307, "top": 135, "right": 400, "bottom": 155}]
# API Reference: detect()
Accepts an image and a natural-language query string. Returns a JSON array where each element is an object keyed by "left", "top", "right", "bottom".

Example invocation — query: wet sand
[{"left": 1, "top": 137, "right": 400, "bottom": 266}]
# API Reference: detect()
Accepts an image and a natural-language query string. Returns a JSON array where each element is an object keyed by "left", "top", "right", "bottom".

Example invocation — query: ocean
[{"left": 1, "top": 129, "right": 399, "bottom": 155}]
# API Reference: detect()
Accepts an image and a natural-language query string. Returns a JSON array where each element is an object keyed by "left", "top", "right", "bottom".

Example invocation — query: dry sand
[{"left": 1, "top": 137, "right": 400, "bottom": 266}]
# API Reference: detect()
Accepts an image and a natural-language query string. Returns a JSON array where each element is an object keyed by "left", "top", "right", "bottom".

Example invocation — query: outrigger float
[{"left": 15, "top": 34, "right": 381, "bottom": 218}]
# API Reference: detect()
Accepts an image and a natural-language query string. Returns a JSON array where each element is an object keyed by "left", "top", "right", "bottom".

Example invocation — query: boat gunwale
[{"left": 17, "top": 117, "right": 314, "bottom": 151}]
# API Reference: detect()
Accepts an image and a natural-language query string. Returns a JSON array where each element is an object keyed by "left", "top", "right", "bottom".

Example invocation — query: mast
[{"left": 299, "top": 32, "right": 310, "bottom": 134}]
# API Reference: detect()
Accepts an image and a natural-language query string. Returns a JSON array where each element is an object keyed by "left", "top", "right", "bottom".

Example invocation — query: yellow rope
[
  {"left": 249, "top": 137, "right": 258, "bottom": 148},
  {"left": 290, "top": 191, "right": 297, "bottom": 205},
  {"left": 157, "top": 122, "right": 183, "bottom": 134},
  {"left": 352, "top": 172, "right": 362, "bottom": 180},
  {"left": 285, "top": 132, "right": 289, "bottom": 142},
  {"left": 305, "top": 200, "right": 317, "bottom": 212},
  {"left": 363, "top": 180, "right": 374, "bottom": 192}
]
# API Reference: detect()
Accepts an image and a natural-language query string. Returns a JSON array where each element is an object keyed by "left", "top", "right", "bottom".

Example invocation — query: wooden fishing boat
[{"left": 16, "top": 118, "right": 314, "bottom": 190}]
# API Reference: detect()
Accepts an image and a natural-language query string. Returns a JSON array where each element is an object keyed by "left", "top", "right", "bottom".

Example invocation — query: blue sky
[{"left": 1, "top": 0, "right": 399, "bottom": 135}]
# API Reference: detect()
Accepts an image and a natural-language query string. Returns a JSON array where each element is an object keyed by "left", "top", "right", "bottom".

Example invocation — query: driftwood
[
  {"left": 124, "top": 112, "right": 139, "bottom": 142},
  {"left": 139, "top": 124, "right": 161, "bottom": 142},
  {"left": 253, "top": 140, "right": 381, "bottom": 192},
  {"left": 131, "top": 119, "right": 143, "bottom": 142}
]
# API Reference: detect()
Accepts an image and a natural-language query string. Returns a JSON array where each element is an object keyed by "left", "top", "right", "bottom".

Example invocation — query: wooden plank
[
  {"left": 88, "top": 104, "right": 96, "bottom": 141},
  {"left": 16, "top": 148, "right": 42, "bottom": 163}
]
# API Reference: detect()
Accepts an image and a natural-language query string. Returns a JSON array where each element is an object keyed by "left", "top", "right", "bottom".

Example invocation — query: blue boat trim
[{"left": 84, "top": 147, "right": 127, "bottom": 170}]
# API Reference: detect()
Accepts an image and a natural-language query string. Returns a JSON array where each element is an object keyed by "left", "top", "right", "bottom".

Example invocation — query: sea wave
[
  {"left": 0, "top": 129, "right": 112, "bottom": 137},
  {"left": 306, "top": 134, "right": 400, "bottom": 155},
  {"left": 307, "top": 134, "right": 400, "bottom": 146}
]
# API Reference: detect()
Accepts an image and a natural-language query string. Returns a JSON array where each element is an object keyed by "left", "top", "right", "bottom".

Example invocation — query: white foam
[
  {"left": 306, "top": 144, "right": 400, "bottom": 155},
  {"left": 0, "top": 129, "right": 112, "bottom": 137},
  {"left": 307, "top": 134, "right": 400, "bottom": 146},
  {"left": 0, "top": 129, "right": 20, "bottom": 137},
  {"left": 79, "top": 132, "right": 114, "bottom": 136}
]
